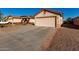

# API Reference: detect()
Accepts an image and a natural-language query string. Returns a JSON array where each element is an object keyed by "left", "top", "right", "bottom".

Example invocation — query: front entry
[{"left": 21, "top": 18, "right": 30, "bottom": 25}]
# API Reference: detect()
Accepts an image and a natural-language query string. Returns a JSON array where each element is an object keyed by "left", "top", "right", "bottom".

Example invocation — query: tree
[
  {"left": 0, "top": 10, "right": 4, "bottom": 22},
  {"left": 66, "top": 17, "right": 73, "bottom": 24}
]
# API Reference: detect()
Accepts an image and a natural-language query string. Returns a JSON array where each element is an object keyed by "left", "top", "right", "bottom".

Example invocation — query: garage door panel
[{"left": 35, "top": 17, "right": 55, "bottom": 27}]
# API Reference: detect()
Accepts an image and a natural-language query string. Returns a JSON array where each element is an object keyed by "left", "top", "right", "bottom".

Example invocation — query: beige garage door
[{"left": 35, "top": 17, "right": 55, "bottom": 27}]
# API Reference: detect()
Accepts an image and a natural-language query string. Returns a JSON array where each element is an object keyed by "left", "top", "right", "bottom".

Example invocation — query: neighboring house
[
  {"left": 34, "top": 9, "right": 63, "bottom": 28},
  {"left": 6, "top": 9, "right": 64, "bottom": 28},
  {"left": 7, "top": 16, "right": 22, "bottom": 23},
  {"left": 73, "top": 16, "right": 79, "bottom": 26},
  {"left": 6, "top": 16, "right": 35, "bottom": 24}
]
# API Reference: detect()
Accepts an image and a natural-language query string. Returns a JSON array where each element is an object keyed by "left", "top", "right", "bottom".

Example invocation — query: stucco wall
[
  {"left": 35, "top": 11, "right": 59, "bottom": 17},
  {"left": 56, "top": 16, "right": 63, "bottom": 28},
  {"left": 29, "top": 19, "right": 35, "bottom": 23},
  {"left": 73, "top": 19, "right": 79, "bottom": 25},
  {"left": 7, "top": 18, "right": 22, "bottom": 23}
]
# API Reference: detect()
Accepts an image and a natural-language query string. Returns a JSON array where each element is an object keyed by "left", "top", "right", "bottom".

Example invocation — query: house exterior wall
[
  {"left": 29, "top": 19, "right": 35, "bottom": 23},
  {"left": 7, "top": 18, "right": 22, "bottom": 23},
  {"left": 35, "top": 10, "right": 63, "bottom": 28},
  {"left": 73, "top": 19, "right": 79, "bottom": 25},
  {"left": 35, "top": 11, "right": 58, "bottom": 17},
  {"left": 56, "top": 16, "right": 63, "bottom": 28},
  {"left": 13, "top": 19, "right": 22, "bottom": 23}
]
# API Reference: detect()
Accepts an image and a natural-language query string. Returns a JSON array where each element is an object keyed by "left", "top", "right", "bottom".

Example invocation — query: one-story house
[
  {"left": 6, "top": 16, "right": 35, "bottom": 24},
  {"left": 34, "top": 9, "right": 63, "bottom": 28},
  {"left": 73, "top": 16, "right": 79, "bottom": 26},
  {"left": 6, "top": 9, "right": 64, "bottom": 28},
  {"left": 6, "top": 16, "right": 22, "bottom": 23}
]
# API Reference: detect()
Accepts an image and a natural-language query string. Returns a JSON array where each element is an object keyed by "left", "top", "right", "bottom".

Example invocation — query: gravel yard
[
  {"left": 0, "top": 24, "right": 55, "bottom": 51},
  {"left": 50, "top": 27, "right": 79, "bottom": 51}
]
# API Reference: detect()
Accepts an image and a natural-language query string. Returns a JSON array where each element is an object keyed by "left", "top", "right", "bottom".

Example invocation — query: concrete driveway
[{"left": 0, "top": 25, "right": 55, "bottom": 51}]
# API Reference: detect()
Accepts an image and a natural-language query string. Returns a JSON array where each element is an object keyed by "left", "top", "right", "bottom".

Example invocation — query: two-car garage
[{"left": 35, "top": 16, "right": 56, "bottom": 27}]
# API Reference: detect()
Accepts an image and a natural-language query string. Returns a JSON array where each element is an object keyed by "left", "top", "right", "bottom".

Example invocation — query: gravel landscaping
[{"left": 50, "top": 26, "right": 79, "bottom": 51}]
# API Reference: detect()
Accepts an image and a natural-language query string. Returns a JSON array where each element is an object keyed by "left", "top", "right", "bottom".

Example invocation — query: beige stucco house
[
  {"left": 6, "top": 9, "right": 64, "bottom": 28},
  {"left": 6, "top": 16, "right": 34, "bottom": 24},
  {"left": 6, "top": 16, "right": 22, "bottom": 23},
  {"left": 34, "top": 9, "right": 63, "bottom": 28}
]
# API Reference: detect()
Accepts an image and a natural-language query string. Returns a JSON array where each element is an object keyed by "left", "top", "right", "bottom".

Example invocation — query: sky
[{"left": 0, "top": 8, "right": 79, "bottom": 20}]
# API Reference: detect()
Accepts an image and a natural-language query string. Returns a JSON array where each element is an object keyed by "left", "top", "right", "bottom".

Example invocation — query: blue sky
[{"left": 0, "top": 8, "right": 79, "bottom": 20}]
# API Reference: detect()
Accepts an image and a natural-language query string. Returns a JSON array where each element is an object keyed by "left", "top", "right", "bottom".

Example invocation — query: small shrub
[
  {"left": 0, "top": 24, "right": 5, "bottom": 28},
  {"left": 31, "top": 23, "right": 35, "bottom": 25},
  {"left": 29, "top": 22, "right": 35, "bottom": 25}
]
